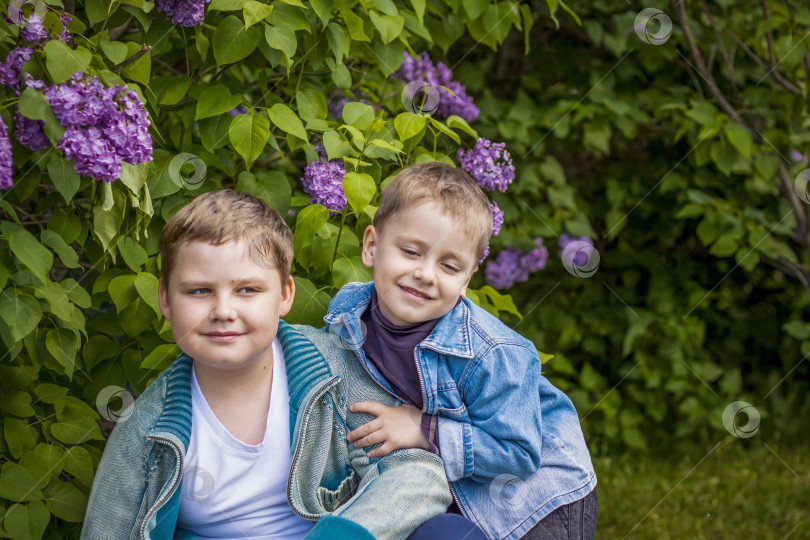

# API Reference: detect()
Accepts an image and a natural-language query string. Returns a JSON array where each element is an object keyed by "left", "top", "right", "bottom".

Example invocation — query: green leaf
[
  {"left": 108, "top": 275, "right": 138, "bottom": 311},
  {"left": 93, "top": 190, "right": 125, "bottom": 253},
  {"left": 140, "top": 343, "right": 181, "bottom": 370},
  {"left": 0, "top": 390, "right": 35, "bottom": 417},
  {"left": 268, "top": 103, "right": 308, "bottom": 140},
  {"left": 371, "top": 38, "right": 405, "bottom": 77},
  {"left": 322, "top": 129, "right": 352, "bottom": 159},
  {"left": 394, "top": 112, "right": 426, "bottom": 140},
  {"left": 195, "top": 84, "right": 242, "bottom": 121},
  {"left": 34, "top": 282, "right": 74, "bottom": 323},
  {"left": 755, "top": 155, "right": 778, "bottom": 180},
  {"left": 209, "top": 0, "right": 245, "bottom": 9},
  {"left": 326, "top": 22, "right": 350, "bottom": 62},
  {"left": 244, "top": 0, "right": 274, "bottom": 27},
  {"left": 265, "top": 24, "right": 297, "bottom": 59},
  {"left": 311, "top": 0, "right": 333, "bottom": 26},
  {"left": 119, "top": 161, "right": 149, "bottom": 194},
  {"left": 199, "top": 114, "right": 234, "bottom": 151},
  {"left": 63, "top": 446, "right": 94, "bottom": 488},
  {"left": 0, "top": 291, "right": 42, "bottom": 342},
  {"left": 783, "top": 319, "right": 810, "bottom": 340},
  {"left": 342, "top": 102, "right": 375, "bottom": 130},
  {"left": 463, "top": 0, "right": 488, "bottom": 19},
  {"left": 710, "top": 139, "right": 737, "bottom": 177},
  {"left": 293, "top": 204, "right": 330, "bottom": 254},
  {"left": 61, "top": 278, "right": 91, "bottom": 309},
  {"left": 338, "top": 6, "right": 370, "bottom": 40},
  {"left": 9, "top": 230, "right": 53, "bottom": 285},
  {"left": 229, "top": 113, "right": 270, "bottom": 170},
  {"left": 116, "top": 237, "right": 148, "bottom": 272},
  {"left": 47, "top": 210, "right": 81, "bottom": 244},
  {"left": 134, "top": 272, "right": 161, "bottom": 318},
  {"left": 100, "top": 39, "right": 128, "bottom": 64},
  {"left": 428, "top": 117, "right": 460, "bottom": 144},
  {"left": 34, "top": 384, "right": 68, "bottom": 404},
  {"left": 286, "top": 277, "right": 331, "bottom": 327},
  {"left": 2, "top": 418, "right": 37, "bottom": 462},
  {"left": 236, "top": 170, "right": 292, "bottom": 216},
  {"left": 213, "top": 15, "right": 262, "bottom": 64},
  {"left": 43, "top": 40, "right": 91, "bottom": 83},
  {"left": 343, "top": 172, "right": 376, "bottom": 216},
  {"left": 296, "top": 89, "right": 328, "bottom": 121},
  {"left": 50, "top": 417, "right": 103, "bottom": 445},
  {"left": 368, "top": 10, "right": 404, "bottom": 44},
  {"left": 445, "top": 115, "right": 479, "bottom": 138},
  {"left": 122, "top": 42, "right": 151, "bottom": 85},
  {"left": 332, "top": 255, "right": 373, "bottom": 288},
  {"left": 409, "top": 0, "right": 426, "bottom": 23},
  {"left": 2, "top": 501, "right": 49, "bottom": 540},
  {"left": 724, "top": 123, "right": 752, "bottom": 159},
  {"left": 46, "top": 328, "right": 79, "bottom": 379},
  {"left": 44, "top": 482, "right": 87, "bottom": 522},
  {"left": 41, "top": 231, "right": 78, "bottom": 269}
]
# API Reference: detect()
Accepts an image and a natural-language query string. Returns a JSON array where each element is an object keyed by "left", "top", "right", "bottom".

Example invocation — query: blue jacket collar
[{"left": 325, "top": 282, "right": 475, "bottom": 359}]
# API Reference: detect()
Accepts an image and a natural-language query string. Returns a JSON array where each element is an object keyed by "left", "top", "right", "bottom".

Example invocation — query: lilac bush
[
  {"left": 20, "top": 14, "right": 48, "bottom": 43},
  {"left": 394, "top": 52, "right": 479, "bottom": 122},
  {"left": 458, "top": 138, "right": 515, "bottom": 192},
  {"left": 156, "top": 0, "right": 212, "bottom": 27},
  {"left": 480, "top": 201, "right": 504, "bottom": 263},
  {"left": 14, "top": 107, "right": 49, "bottom": 151},
  {"left": 0, "top": 47, "right": 33, "bottom": 93}
]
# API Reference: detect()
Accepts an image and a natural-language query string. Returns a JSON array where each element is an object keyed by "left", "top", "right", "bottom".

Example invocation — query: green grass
[{"left": 594, "top": 436, "right": 810, "bottom": 539}]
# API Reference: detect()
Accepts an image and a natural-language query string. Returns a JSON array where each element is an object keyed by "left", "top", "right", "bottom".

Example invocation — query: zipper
[
  {"left": 287, "top": 376, "right": 341, "bottom": 521},
  {"left": 140, "top": 436, "right": 184, "bottom": 540}
]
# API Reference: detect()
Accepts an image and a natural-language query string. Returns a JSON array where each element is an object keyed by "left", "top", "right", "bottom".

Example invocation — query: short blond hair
[
  {"left": 159, "top": 189, "right": 293, "bottom": 287},
  {"left": 374, "top": 162, "right": 492, "bottom": 260}
]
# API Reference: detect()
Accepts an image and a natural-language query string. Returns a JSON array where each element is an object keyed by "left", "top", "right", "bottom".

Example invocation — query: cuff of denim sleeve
[
  {"left": 420, "top": 413, "right": 440, "bottom": 455},
  {"left": 305, "top": 515, "right": 377, "bottom": 540},
  {"left": 437, "top": 416, "right": 473, "bottom": 482}
]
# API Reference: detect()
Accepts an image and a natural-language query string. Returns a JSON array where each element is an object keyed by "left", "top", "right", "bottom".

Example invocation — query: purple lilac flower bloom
[
  {"left": 0, "top": 116, "right": 14, "bottom": 189},
  {"left": 559, "top": 234, "right": 592, "bottom": 267},
  {"left": 155, "top": 0, "right": 212, "bottom": 27},
  {"left": 485, "top": 247, "right": 525, "bottom": 290},
  {"left": 458, "top": 138, "right": 515, "bottom": 192},
  {"left": 485, "top": 238, "right": 548, "bottom": 289},
  {"left": 301, "top": 158, "right": 347, "bottom": 213},
  {"left": 0, "top": 47, "right": 34, "bottom": 92},
  {"left": 490, "top": 201, "right": 504, "bottom": 236},
  {"left": 14, "top": 107, "right": 49, "bottom": 151},
  {"left": 59, "top": 13, "right": 72, "bottom": 42},
  {"left": 20, "top": 14, "right": 48, "bottom": 44},
  {"left": 790, "top": 149, "right": 807, "bottom": 164},
  {"left": 59, "top": 126, "right": 123, "bottom": 183},
  {"left": 394, "top": 52, "right": 479, "bottom": 122}
]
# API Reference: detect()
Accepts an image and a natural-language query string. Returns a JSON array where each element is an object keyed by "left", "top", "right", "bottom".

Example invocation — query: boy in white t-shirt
[{"left": 82, "top": 189, "right": 451, "bottom": 540}]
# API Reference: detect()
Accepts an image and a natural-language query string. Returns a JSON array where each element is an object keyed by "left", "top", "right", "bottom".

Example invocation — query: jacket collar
[
  {"left": 149, "top": 353, "right": 193, "bottom": 449},
  {"left": 325, "top": 282, "right": 475, "bottom": 359}
]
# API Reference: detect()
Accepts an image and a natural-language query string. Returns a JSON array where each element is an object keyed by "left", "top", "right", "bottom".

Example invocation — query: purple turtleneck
[{"left": 360, "top": 291, "right": 441, "bottom": 454}]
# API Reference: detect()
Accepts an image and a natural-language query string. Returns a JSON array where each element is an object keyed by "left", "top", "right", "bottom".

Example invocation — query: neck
[{"left": 193, "top": 357, "right": 274, "bottom": 403}]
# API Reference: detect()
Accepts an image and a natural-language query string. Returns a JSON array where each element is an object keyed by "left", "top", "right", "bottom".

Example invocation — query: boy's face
[
  {"left": 362, "top": 200, "right": 479, "bottom": 326},
  {"left": 158, "top": 239, "right": 295, "bottom": 374}
]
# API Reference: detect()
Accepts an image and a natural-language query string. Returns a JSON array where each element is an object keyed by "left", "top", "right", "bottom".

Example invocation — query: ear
[
  {"left": 158, "top": 279, "right": 171, "bottom": 321},
  {"left": 361, "top": 225, "right": 378, "bottom": 268},
  {"left": 278, "top": 275, "right": 296, "bottom": 318},
  {"left": 459, "top": 268, "right": 475, "bottom": 298}
]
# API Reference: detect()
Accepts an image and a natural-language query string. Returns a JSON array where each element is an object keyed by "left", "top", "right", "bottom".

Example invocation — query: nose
[
  {"left": 413, "top": 261, "right": 436, "bottom": 284},
  {"left": 210, "top": 293, "right": 236, "bottom": 321}
]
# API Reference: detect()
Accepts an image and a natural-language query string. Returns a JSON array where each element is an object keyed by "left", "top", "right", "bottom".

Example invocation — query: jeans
[{"left": 521, "top": 489, "right": 598, "bottom": 540}]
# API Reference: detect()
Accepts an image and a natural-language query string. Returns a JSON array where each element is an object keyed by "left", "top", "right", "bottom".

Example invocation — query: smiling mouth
[
  {"left": 399, "top": 285, "right": 432, "bottom": 300},
  {"left": 204, "top": 332, "right": 243, "bottom": 342}
]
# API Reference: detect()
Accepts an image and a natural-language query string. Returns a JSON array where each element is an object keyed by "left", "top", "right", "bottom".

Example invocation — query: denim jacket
[
  {"left": 325, "top": 282, "right": 597, "bottom": 540},
  {"left": 81, "top": 321, "right": 451, "bottom": 540}
]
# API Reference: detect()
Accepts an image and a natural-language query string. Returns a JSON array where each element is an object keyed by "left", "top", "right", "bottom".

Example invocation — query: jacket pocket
[{"left": 318, "top": 472, "right": 359, "bottom": 512}]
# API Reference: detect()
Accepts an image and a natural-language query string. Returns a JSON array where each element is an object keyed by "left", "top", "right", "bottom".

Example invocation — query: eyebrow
[{"left": 396, "top": 237, "right": 472, "bottom": 266}]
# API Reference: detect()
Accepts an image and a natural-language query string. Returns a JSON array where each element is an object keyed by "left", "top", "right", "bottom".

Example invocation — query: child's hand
[{"left": 347, "top": 402, "right": 429, "bottom": 458}]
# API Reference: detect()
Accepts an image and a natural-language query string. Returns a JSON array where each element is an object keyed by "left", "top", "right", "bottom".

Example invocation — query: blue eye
[
  {"left": 239, "top": 287, "right": 258, "bottom": 293},
  {"left": 190, "top": 288, "right": 209, "bottom": 295}
]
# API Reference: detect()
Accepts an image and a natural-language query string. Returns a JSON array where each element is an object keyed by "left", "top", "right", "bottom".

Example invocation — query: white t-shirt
[{"left": 176, "top": 338, "right": 314, "bottom": 539}]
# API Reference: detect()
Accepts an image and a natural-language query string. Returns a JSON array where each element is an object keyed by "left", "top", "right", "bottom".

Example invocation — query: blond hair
[
  {"left": 159, "top": 189, "right": 293, "bottom": 286},
  {"left": 374, "top": 162, "right": 492, "bottom": 260}
]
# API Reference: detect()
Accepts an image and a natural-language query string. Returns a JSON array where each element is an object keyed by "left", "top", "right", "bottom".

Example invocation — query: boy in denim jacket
[
  {"left": 81, "top": 189, "right": 451, "bottom": 540},
  {"left": 325, "top": 163, "right": 598, "bottom": 540}
]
